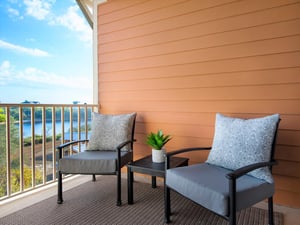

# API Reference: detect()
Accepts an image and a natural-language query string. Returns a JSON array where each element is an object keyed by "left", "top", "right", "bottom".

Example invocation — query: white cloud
[
  {"left": 8, "top": 7, "right": 19, "bottom": 16},
  {"left": 23, "top": 0, "right": 54, "bottom": 20},
  {"left": 6, "top": 1, "right": 92, "bottom": 44},
  {"left": 0, "top": 60, "right": 92, "bottom": 89},
  {"left": 52, "top": 5, "right": 92, "bottom": 44},
  {"left": 0, "top": 60, "right": 12, "bottom": 75},
  {"left": 0, "top": 40, "right": 51, "bottom": 57},
  {"left": 0, "top": 61, "right": 13, "bottom": 85},
  {"left": 22, "top": 0, "right": 91, "bottom": 44},
  {"left": 7, "top": 7, "right": 23, "bottom": 19},
  {"left": 21, "top": 68, "right": 92, "bottom": 89}
]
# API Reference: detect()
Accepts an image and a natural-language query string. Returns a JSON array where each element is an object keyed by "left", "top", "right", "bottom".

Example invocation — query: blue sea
[{"left": 17, "top": 120, "right": 91, "bottom": 140}]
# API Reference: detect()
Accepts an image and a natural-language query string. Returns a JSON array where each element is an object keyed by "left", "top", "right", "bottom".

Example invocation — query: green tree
[
  {"left": 0, "top": 117, "right": 19, "bottom": 167},
  {"left": 0, "top": 166, "right": 43, "bottom": 197},
  {"left": 11, "top": 166, "right": 43, "bottom": 193},
  {"left": 0, "top": 108, "right": 21, "bottom": 196},
  {"left": 0, "top": 108, "right": 5, "bottom": 122}
]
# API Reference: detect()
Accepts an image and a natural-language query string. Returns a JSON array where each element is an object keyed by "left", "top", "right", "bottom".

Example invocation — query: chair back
[
  {"left": 270, "top": 118, "right": 281, "bottom": 169},
  {"left": 129, "top": 114, "right": 137, "bottom": 150}
]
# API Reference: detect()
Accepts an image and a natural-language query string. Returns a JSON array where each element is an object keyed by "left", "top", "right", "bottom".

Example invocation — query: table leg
[
  {"left": 152, "top": 176, "right": 157, "bottom": 188},
  {"left": 128, "top": 167, "right": 133, "bottom": 204}
]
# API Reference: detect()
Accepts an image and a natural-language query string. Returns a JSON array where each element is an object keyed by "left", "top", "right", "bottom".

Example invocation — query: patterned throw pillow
[
  {"left": 87, "top": 112, "right": 136, "bottom": 151},
  {"left": 206, "top": 113, "right": 280, "bottom": 183}
]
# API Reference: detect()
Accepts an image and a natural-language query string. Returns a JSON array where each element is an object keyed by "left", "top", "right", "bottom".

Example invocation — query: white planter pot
[{"left": 152, "top": 148, "right": 165, "bottom": 163}]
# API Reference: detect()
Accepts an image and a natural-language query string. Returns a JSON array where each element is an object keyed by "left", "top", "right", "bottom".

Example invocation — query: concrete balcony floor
[{"left": 0, "top": 174, "right": 299, "bottom": 225}]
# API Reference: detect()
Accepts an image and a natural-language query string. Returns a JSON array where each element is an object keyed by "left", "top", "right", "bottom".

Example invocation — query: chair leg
[
  {"left": 57, "top": 171, "right": 63, "bottom": 204},
  {"left": 116, "top": 170, "right": 122, "bottom": 206},
  {"left": 268, "top": 197, "right": 274, "bottom": 225},
  {"left": 164, "top": 186, "right": 171, "bottom": 223},
  {"left": 229, "top": 178, "right": 236, "bottom": 225},
  {"left": 127, "top": 167, "right": 133, "bottom": 205},
  {"left": 92, "top": 174, "right": 96, "bottom": 182},
  {"left": 229, "top": 212, "right": 236, "bottom": 225}
]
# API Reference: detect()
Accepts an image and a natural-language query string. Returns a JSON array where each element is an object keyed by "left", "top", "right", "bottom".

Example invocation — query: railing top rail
[{"left": 0, "top": 103, "right": 98, "bottom": 107}]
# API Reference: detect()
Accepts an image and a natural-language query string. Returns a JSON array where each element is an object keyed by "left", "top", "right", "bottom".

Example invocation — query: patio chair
[
  {"left": 165, "top": 113, "right": 280, "bottom": 225},
  {"left": 57, "top": 112, "right": 137, "bottom": 206}
]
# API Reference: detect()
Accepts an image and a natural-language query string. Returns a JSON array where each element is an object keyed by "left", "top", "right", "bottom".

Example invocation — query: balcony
[
  {"left": 0, "top": 103, "right": 98, "bottom": 201},
  {"left": 0, "top": 0, "right": 300, "bottom": 222},
  {"left": 0, "top": 103, "right": 299, "bottom": 224}
]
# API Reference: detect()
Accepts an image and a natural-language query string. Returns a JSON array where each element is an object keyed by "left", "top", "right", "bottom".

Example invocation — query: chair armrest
[
  {"left": 116, "top": 139, "right": 136, "bottom": 170},
  {"left": 226, "top": 160, "right": 278, "bottom": 214},
  {"left": 116, "top": 139, "right": 136, "bottom": 151},
  {"left": 56, "top": 139, "right": 89, "bottom": 159},
  {"left": 226, "top": 160, "right": 278, "bottom": 180},
  {"left": 165, "top": 147, "right": 211, "bottom": 169},
  {"left": 56, "top": 139, "right": 89, "bottom": 150}
]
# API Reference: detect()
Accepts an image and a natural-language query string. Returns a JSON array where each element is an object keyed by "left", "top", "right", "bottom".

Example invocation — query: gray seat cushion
[
  {"left": 59, "top": 150, "right": 133, "bottom": 174},
  {"left": 166, "top": 163, "right": 274, "bottom": 216}
]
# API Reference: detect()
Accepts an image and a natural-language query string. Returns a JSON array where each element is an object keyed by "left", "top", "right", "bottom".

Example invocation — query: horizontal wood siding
[{"left": 97, "top": 0, "right": 300, "bottom": 208}]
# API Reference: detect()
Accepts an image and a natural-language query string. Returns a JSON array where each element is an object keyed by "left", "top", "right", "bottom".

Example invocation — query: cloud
[
  {"left": 52, "top": 5, "right": 92, "bottom": 44},
  {"left": 6, "top": 1, "right": 92, "bottom": 44},
  {"left": 17, "top": 67, "right": 91, "bottom": 89},
  {"left": 8, "top": 7, "right": 19, "bottom": 16},
  {"left": 0, "top": 60, "right": 11, "bottom": 75},
  {"left": 0, "top": 61, "right": 13, "bottom": 85},
  {"left": 22, "top": 1, "right": 92, "bottom": 44},
  {"left": 23, "top": 0, "right": 54, "bottom": 20},
  {"left": 7, "top": 7, "right": 24, "bottom": 19},
  {"left": 0, "top": 40, "right": 51, "bottom": 57},
  {"left": 0, "top": 60, "right": 92, "bottom": 89}
]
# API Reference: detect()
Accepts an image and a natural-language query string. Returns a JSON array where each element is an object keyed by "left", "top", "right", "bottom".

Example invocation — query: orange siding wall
[{"left": 97, "top": 0, "right": 300, "bottom": 208}]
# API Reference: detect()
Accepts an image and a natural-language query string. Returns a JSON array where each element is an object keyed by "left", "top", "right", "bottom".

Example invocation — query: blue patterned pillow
[
  {"left": 206, "top": 113, "right": 279, "bottom": 183},
  {"left": 87, "top": 112, "right": 136, "bottom": 151}
]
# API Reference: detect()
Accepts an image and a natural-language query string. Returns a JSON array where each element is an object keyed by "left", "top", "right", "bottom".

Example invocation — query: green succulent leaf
[{"left": 146, "top": 129, "right": 172, "bottom": 150}]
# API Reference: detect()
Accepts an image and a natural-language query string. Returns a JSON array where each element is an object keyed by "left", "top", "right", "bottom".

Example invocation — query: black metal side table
[{"left": 127, "top": 155, "right": 189, "bottom": 204}]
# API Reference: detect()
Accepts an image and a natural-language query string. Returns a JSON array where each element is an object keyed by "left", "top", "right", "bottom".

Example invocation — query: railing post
[
  {"left": 70, "top": 106, "right": 73, "bottom": 144},
  {"left": 19, "top": 106, "right": 24, "bottom": 192},
  {"left": 52, "top": 106, "right": 56, "bottom": 180},
  {"left": 84, "top": 104, "right": 88, "bottom": 141},
  {"left": 31, "top": 106, "right": 36, "bottom": 188},
  {"left": 77, "top": 106, "right": 81, "bottom": 152},
  {"left": 42, "top": 106, "right": 47, "bottom": 184},
  {"left": 61, "top": 106, "right": 65, "bottom": 146},
  {"left": 6, "top": 107, "right": 11, "bottom": 197}
]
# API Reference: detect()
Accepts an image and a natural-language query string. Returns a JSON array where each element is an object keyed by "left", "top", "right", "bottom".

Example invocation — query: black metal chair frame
[
  {"left": 165, "top": 120, "right": 280, "bottom": 225},
  {"left": 56, "top": 118, "right": 136, "bottom": 206}
]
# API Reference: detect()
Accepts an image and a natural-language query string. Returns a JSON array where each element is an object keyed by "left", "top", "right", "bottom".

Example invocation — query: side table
[{"left": 127, "top": 155, "right": 189, "bottom": 204}]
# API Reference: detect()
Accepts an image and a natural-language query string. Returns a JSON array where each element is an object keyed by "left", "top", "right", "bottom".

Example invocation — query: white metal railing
[{"left": 0, "top": 103, "right": 98, "bottom": 200}]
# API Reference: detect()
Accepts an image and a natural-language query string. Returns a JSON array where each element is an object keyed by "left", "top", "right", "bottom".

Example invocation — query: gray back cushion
[
  {"left": 87, "top": 112, "right": 136, "bottom": 151},
  {"left": 206, "top": 113, "right": 279, "bottom": 183}
]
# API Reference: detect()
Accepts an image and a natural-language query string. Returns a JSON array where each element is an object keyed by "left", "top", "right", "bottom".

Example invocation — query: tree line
[{"left": 0, "top": 106, "right": 92, "bottom": 123}]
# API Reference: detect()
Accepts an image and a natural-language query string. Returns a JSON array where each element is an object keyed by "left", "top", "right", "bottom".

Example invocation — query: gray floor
[{"left": 0, "top": 174, "right": 299, "bottom": 225}]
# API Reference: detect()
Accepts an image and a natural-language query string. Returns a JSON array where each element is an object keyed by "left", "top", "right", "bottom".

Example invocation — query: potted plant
[{"left": 146, "top": 129, "right": 172, "bottom": 163}]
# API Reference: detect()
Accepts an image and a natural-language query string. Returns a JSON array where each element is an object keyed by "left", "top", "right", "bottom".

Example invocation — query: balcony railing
[{"left": 0, "top": 103, "right": 98, "bottom": 200}]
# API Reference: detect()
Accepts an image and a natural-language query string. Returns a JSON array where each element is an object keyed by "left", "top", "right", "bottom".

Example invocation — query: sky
[{"left": 0, "top": 0, "right": 93, "bottom": 104}]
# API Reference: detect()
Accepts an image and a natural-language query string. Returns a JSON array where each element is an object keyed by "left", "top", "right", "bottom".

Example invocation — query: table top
[{"left": 127, "top": 155, "right": 189, "bottom": 177}]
